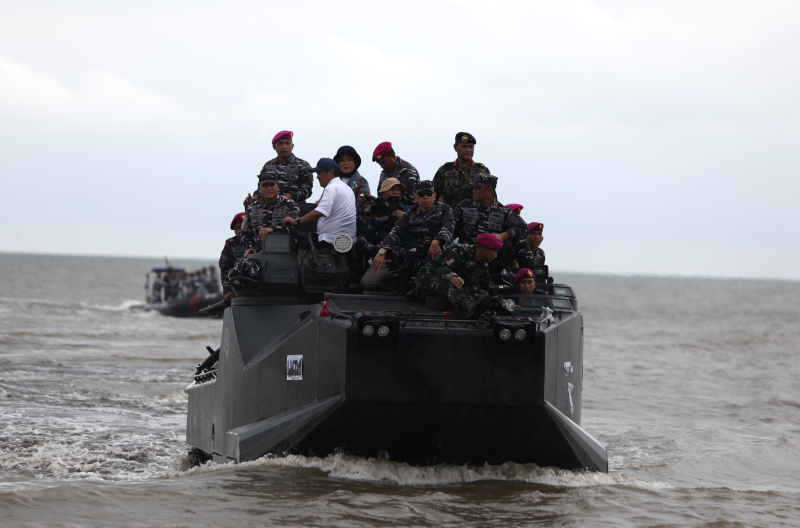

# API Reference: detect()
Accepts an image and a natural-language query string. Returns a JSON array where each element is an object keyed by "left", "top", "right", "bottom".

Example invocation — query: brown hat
[{"left": 378, "top": 177, "right": 406, "bottom": 194}]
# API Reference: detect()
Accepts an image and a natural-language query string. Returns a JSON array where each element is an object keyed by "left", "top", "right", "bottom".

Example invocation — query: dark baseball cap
[{"left": 308, "top": 158, "right": 339, "bottom": 172}]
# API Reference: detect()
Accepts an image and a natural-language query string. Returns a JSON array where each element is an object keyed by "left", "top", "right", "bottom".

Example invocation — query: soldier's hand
[
  {"left": 283, "top": 217, "right": 298, "bottom": 226},
  {"left": 258, "top": 227, "right": 273, "bottom": 240},
  {"left": 224, "top": 292, "right": 235, "bottom": 300},
  {"left": 429, "top": 240, "right": 442, "bottom": 258},
  {"left": 243, "top": 193, "right": 254, "bottom": 207},
  {"left": 392, "top": 209, "right": 406, "bottom": 219},
  {"left": 244, "top": 248, "right": 255, "bottom": 257},
  {"left": 372, "top": 253, "right": 386, "bottom": 272},
  {"left": 449, "top": 276, "right": 464, "bottom": 288},
  {"left": 282, "top": 193, "right": 294, "bottom": 200}
]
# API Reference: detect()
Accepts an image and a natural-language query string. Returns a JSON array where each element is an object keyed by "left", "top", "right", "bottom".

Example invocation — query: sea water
[{"left": 1, "top": 252, "right": 798, "bottom": 527}]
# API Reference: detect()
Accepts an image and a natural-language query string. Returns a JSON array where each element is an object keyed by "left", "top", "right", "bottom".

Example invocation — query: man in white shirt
[{"left": 283, "top": 158, "right": 356, "bottom": 246}]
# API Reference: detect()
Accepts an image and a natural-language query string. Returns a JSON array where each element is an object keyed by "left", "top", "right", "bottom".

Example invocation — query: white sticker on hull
[
  {"left": 287, "top": 355, "right": 303, "bottom": 380},
  {"left": 568, "top": 382, "right": 574, "bottom": 415}
]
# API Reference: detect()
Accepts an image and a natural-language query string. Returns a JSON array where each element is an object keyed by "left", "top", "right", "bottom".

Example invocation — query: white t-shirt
[{"left": 315, "top": 177, "right": 356, "bottom": 243}]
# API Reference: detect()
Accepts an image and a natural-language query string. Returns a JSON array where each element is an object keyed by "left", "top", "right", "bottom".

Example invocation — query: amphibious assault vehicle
[{"left": 185, "top": 231, "right": 607, "bottom": 472}]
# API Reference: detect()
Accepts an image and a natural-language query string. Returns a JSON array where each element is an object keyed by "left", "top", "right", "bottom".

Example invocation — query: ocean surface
[{"left": 1, "top": 252, "right": 798, "bottom": 527}]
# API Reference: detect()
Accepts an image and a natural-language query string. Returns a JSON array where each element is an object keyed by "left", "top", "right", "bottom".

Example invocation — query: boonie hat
[
  {"left": 378, "top": 177, "right": 406, "bottom": 194},
  {"left": 333, "top": 145, "right": 362, "bottom": 170}
]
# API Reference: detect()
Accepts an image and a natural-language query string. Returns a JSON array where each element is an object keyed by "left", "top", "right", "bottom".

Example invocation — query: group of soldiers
[
  {"left": 218, "top": 130, "right": 547, "bottom": 318},
  {"left": 149, "top": 266, "right": 220, "bottom": 304}
]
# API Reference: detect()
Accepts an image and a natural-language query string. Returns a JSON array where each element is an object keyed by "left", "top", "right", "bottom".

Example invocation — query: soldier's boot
[{"left": 458, "top": 295, "right": 493, "bottom": 319}]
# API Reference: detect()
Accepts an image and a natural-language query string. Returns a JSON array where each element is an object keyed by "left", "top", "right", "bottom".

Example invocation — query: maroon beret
[
  {"left": 514, "top": 268, "right": 534, "bottom": 284},
  {"left": 230, "top": 212, "right": 245, "bottom": 229},
  {"left": 372, "top": 141, "right": 392, "bottom": 162},
  {"left": 475, "top": 233, "right": 503, "bottom": 251},
  {"left": 272, "top": 130, "right": 293, "bottom": 144},
  {"left": 507, "top": 203, "right": 523, "bottom": 213},
  {"left": 527, "top": 222, "right": 543, "bottom": 232}
]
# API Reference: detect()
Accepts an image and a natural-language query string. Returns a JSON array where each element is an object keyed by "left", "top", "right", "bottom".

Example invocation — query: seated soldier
[
  {"left": 513, "top": 268, "right": 538, "bottom": 295},
  {"left": 453, "top": 174, "right": 534, "bottom": 273},
  {"left": 414, "top": 233, "right": 511, "bottom": 319},
  {"left": 242, "top": 173, "right": 300, "bottom": 256},
  {"left": 526, "top": 222, "right": 545, "bottom": 265},
  {"left": 362, "top": 180, "right": 454, "bottom": 292},
  {"left": 219, "top": 212, "right": 246, "bottom": 300}
]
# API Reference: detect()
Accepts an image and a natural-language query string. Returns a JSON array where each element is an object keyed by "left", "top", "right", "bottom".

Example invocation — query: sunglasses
[{"left": 416, "top": 191, "right": 433, "bottom": 197}]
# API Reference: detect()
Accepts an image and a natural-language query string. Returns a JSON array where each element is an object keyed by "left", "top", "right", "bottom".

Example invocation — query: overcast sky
[{"left": 2, "top": 0, "right": 799, "bottom": 279}]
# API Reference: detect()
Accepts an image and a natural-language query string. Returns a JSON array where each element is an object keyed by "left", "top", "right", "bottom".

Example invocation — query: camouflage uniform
[
  {"left": 532, "top": 247, "right": 545, "bottom": 265},
  {"left": 377, "top": 157, "right": 419, "bottom": 205},
  {"left": 379, "top": 201, "right": 454, "bottom": 274},
  {"left": 219, "top": 235, "right": 247, "bottom": 294},
  {"left": 360, "top": 200, "right": 412, "bottom": 247},
  {"left": 453, "top": 198, "right": 535, "bottom": 270},
  {"left": 432, "top": 160, "right": 491, "bottom": 209},
  {"left": 241, "top": 195, "right": 300, "bottom": 252},
  {"left": 414, "top": 243, "right": 503, "bottom": 308},
  {"left": 257, "top": 154, "right": 313, "bottom": 202}
]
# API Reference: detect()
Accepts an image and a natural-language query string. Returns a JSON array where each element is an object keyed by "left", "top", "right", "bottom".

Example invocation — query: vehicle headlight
[{"left": 499, "top": 329, "right": 512, "bottom": 341}]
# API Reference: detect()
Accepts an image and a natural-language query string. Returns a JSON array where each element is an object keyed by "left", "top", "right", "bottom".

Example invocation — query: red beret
[
  {"left": 527, "top": 222, "right": 543, "bottom": 232},
  {"left": 475, "top": 233, "right": 503, "bottom": 251},
  {"left": 272, "top": 130, "right": 293, "bottom": 144},
  {"left": 230, "top": 212, "right": 245, "bottom": 230},
  {"left": 514, "top": 268, "right": 534, "bottom": 284},
  {"left": 372, "top": 141, "right": 393, "bottom": 162},
  {"left": 507, "top": 203, "right": 523, "bottom": 213}
]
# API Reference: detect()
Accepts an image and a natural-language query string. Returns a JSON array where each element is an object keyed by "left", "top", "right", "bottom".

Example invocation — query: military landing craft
[{"left": 185, "top": 231, "right": 608, "bottom": 472}]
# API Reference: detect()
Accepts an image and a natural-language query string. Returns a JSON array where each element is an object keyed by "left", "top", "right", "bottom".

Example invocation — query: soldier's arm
[
  {"left": 437, "top": 205, "right": 455, "bottom": 246},
  {"left": 297, "top": 162, "right": 313, "bottom": 201},
  {"left": 432, "top": 165, "right": 445, "bottom": 198},
  {"left": 380, "top": 212, "right": 409, "bottom": 251}
]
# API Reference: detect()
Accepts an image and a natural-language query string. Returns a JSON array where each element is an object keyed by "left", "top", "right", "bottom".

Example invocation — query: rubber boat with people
[
  {"left": 136, "top": 267, "right": 224, "bottom": 318},
  {"left": 185, "top": 228, "right": 608, "bottom": 472}
]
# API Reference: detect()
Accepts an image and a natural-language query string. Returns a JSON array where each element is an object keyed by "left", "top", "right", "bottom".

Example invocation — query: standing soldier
[
  {"left": 432, "top": 132, "right": 491, "bottom": 208},
  {"left": 365, "top": 180, "right": 454, "bottom": 291},
  {"left": 219, "top": 213, "right": 247, "bottom": 300},
  {"left": 241, "top": 173, "right": 300, "bottom": 255},
  {"left": 453, "top": 174, "right": 535, "bottom": 270},
  {"left": 526, "top": 222, "right": 546, "bottom": 265},
  {"left": 254, "top": 130, "right": 313, "bottom": 203},
  {"left": 414, "top": 233, "right": 510, "bottom": 319},
  {"left": 373, "top": 141, "right": 420, "bottom": 205}
]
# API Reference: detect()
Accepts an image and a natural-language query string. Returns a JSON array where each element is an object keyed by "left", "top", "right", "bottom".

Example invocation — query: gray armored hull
[{"left": 186, "top": 292, "right": 607, "bottom": 471}]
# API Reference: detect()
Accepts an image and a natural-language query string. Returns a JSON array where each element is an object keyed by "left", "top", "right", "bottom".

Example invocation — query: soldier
[
  {"left": 254, "top": 130, "right": 313, "bottom": 203},
  {"left": 414, "top": 233, "right": 510, "bottom": 319},
  {"left": 363, "top": 180, "right": 454, "bottom": 291},
  {"left": 527, "top": 222, "right": 546, "bottom": 265},
  {"left": 453, "top": 174, "right": 535, "bottom": 270},
  {"left": 373, "top": 141, "right": 420, "bottom": 205},
  {"left": 219, "top": 213, "right": 247, "bottom": 300},
  {"left": 513, "top": 268, "right": 537, "bottom": 295},
  {"left": 360, "top": 177, "right": 411, "bottom": 247},
  {"left": 432, "top": 132, "right": 491, "bottom": 208},
  {"left": 241, "top": 173, "right": 300, "bottom": 255},
  {"left": 149, "top": 271, "right": 166, "bottom": 303}
]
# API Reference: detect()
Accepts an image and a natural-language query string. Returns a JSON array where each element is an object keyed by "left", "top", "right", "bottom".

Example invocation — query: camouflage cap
[
  {"left": 415, "top": 180, "right": 434, "bottom": 194},
  {"left": 473, "top": 173, "right": 498, "bottom": 188},
  {"left": 258, "top": 172, "right": 279, "bottom": 185}
]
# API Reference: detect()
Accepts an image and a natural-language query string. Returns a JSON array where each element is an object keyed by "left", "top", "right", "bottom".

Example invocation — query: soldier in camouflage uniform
[
  {"left": 373, "top": 141, "right": 420, "bottom": 205},
  {"left": 414, "top": 233, "right": 509, "bottom": 319},
  {"left": 219, "top": 212, "right": 247, "bottom": 299},
  {"left": 453, "top": 174, "right": 535, "bottom": 270},
  {"left": 432, "top": 132, "right": 491, "bottom": 208},
  {"left": 254, "top": 130, "right": 313, "bottom": 203},
  {"left": 241, "top": 173, "right": 300, "bottom": 255},
  {"left": 526, "top": 222, "right": 546, "bottom": 265},
  {"left": 364, "top": 180, "right": 454, "bottom": 291}
]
